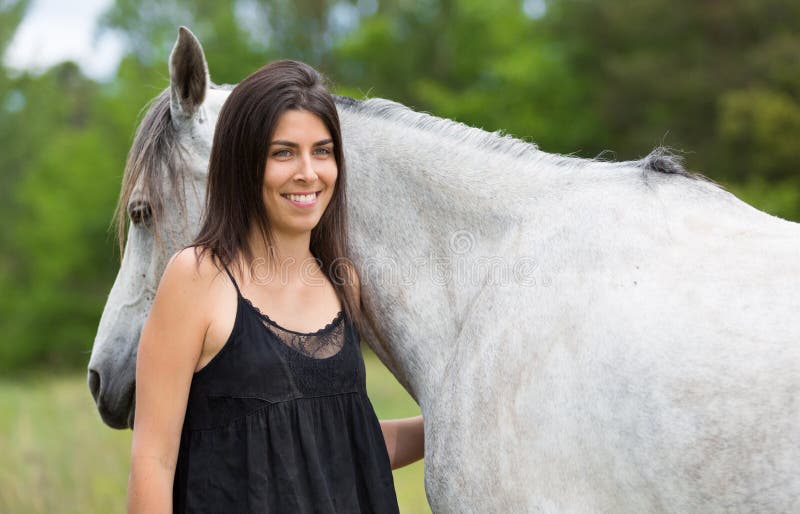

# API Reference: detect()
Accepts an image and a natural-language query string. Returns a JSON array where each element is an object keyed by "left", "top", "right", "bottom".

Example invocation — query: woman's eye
[
  {"left": 313, "top": 147, "right": 332, "bottom": 156},
  {"left": 272, "top": 149, "right": 291, "bottom": 158}
]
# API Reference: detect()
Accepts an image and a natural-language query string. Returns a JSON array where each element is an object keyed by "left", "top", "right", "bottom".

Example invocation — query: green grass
[{"left": 0, "top": 348, "right": 430, "bottom": 513}]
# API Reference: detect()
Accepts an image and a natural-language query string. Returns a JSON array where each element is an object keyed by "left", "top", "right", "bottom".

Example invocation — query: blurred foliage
[
  {"left": 0, "top": 0, "right": 798, "bottom": 372},
  {"left": 543, "top": 0, "right": 800, "bottom": 177},
  {"left": 332, "top": 0, "right": 600, "bottom": 151}
]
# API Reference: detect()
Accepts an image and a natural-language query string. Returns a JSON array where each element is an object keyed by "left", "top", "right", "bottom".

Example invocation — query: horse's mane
[
  {"left": 112, "top": 83, "right": 233, "bottom": 260},
  {"left": 334, "top": 95, "right": 721, "bottom": 187},
  {"left": 113, "top": 88, "right": 723, "bottom": 259}
]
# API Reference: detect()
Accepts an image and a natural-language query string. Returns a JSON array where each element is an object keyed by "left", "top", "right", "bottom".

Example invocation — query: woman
[{"left": 127, "top": 60, "right": 424, "bottom": 513}]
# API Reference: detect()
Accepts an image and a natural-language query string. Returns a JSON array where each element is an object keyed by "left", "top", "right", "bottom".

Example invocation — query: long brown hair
[{"left": 188, "top": 60, "right": 362, "bottom": 329}]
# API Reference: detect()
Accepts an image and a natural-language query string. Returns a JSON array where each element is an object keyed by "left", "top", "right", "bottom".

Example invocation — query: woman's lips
[{"left": 281, "top": 191, "right": 320, "bottom": 208}]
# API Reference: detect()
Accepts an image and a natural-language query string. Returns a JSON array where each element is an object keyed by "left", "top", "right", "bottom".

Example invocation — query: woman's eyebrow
[
  {"left": 270, "top": 139, "right": 333, "bottom": 147},
  {"left": 269, "top": 140, "right": 298, "bottom": 148}
]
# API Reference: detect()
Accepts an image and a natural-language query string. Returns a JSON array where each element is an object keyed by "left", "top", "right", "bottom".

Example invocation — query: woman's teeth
[{"left": 285, "top": 193, "right": 316, "bottom": 203}]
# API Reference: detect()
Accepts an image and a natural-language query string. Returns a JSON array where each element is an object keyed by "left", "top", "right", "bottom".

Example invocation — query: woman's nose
[{"left": 295, "top": 153, "right": 318, "bottom": 181}]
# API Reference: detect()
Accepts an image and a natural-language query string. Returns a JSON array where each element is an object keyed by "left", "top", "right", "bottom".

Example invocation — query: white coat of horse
[{"left": 88, "top": 27, "right": 800, "bottom": 513}]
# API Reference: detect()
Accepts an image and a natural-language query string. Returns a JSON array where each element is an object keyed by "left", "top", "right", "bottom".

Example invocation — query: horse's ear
[{"left": 169, "top": 26, "right": 209, "bottom": 120}]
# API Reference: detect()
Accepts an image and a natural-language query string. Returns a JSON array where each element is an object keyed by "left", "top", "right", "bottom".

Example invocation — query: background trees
[{"left": 2, "top": 0, "right": 798, "bottom": 372}]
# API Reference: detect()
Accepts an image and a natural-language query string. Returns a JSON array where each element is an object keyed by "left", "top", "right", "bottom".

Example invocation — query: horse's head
[{"left": 87, "top": 27, "right": 229, "bottom": 428}]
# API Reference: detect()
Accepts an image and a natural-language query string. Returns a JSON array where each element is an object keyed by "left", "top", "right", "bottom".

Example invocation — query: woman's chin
[{"left": 274, "top": 221, "right": 322, "bottom": 237}]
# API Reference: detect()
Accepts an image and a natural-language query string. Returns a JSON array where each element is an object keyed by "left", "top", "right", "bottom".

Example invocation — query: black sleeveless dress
[{"left": 172, "top": 264, "right": 400, "bottom": 513}]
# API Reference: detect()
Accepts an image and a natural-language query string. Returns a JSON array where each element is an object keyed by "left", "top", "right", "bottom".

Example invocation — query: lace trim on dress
[{"left": 240, "top": 296, "right": 346, "bottom": 360}]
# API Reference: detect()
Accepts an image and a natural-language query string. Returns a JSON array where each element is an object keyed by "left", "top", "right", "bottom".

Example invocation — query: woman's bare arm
[
  {"left": 126, "top": 248, "right": 212, "bottom": 514},
  {"left": 380, "top": 415, "right": 424, "bottom": 469}
]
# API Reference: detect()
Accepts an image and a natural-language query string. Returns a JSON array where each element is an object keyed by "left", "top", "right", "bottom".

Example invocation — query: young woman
[{"left": 126, "top": 60, "right": 424, "bottom": 513}]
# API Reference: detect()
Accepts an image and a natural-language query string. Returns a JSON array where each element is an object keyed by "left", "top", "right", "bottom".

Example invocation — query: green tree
[
  {"left": 332, "top": 0, "right": 598, "bottom": 153},
  {"left": 3, "top": 0, "right": 798, "bottom": 373},
  {"left": 0, "top": 0, "right": 31, "bottom": 229},
  {"left": 99, "top": 0, "right": 366, "bottom": 83},
  {"left": 543, "top": 0, "right": 800, "bottom": 182},
  {"left": 0, "top": 63, "right": 122, "bottom": 371}
]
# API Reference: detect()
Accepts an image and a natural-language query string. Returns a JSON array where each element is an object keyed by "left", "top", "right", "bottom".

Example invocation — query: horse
[{"left": 88, "top": 27, "right": 800, "bottom": 512}]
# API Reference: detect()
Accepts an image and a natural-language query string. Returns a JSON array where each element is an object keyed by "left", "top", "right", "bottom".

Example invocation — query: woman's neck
[{"left": 245, "top": 227, "right": 319, "bottom": 288}]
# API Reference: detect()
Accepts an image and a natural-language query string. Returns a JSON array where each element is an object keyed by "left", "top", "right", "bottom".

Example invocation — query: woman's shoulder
[
  {"left": 174, "top": 244, "right": 237, "bottom": 273},
  {"left": 162, "top": 246, "right": 228, "bottom": 297},
  {"left": 140, "top": 247, "right": 221, "bottom": 372}
]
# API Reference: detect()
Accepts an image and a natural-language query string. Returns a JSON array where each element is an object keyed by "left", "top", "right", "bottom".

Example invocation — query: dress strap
[{"left": 221, "top": 261, "right": 242, "bottom": 298}]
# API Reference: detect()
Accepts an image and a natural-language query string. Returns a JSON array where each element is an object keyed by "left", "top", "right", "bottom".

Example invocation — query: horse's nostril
[{"left": 88, "top": 369, "right": 101, "bottom": 402}]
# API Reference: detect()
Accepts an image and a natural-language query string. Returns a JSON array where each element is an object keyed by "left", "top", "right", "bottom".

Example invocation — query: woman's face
[{"left": 262, "top": 109, "right": 338, "bottom": 238}]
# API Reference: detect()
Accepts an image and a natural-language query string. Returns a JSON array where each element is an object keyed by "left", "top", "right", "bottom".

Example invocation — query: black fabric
[{"left": 172, "top": 264, "right": 400, "bottom": 513}]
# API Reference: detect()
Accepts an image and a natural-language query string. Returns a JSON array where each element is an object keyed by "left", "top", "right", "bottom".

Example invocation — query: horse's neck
[{"left": 340, "top": 107, "right": 565, "bottom": 405}]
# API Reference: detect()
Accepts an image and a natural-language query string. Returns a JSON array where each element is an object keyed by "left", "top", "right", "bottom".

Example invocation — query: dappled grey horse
[{"left": 88, "top": 27, "right": 800, "bottom": 513}]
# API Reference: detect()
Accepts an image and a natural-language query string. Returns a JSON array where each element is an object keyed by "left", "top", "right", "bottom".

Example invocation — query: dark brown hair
[{"left": 188, "top": 60, "right": 362, "bottom": 329}]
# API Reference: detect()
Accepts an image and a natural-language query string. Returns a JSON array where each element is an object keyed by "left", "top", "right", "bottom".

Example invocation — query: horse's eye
[{"left": 128, "top": 200, "right": 153, "bottom": 227}]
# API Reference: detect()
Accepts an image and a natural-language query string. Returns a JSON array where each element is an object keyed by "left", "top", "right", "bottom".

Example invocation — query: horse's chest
[{"left": 423, "top": 350, "right": 537, "bottom": 512}]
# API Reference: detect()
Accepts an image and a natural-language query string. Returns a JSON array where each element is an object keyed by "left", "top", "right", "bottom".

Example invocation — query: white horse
[{"left": 88, "top": 27, "right": 800, "bottom": 513}]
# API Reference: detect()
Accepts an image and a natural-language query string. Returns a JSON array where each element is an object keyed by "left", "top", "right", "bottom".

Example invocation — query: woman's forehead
[{"left": 271, "top": 110, "right": 331, "bottom": 141}]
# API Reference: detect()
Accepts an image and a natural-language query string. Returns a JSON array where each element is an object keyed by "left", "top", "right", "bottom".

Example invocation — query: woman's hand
[{"left": 379, "top": 415, "right": 424, "bottom": 469}]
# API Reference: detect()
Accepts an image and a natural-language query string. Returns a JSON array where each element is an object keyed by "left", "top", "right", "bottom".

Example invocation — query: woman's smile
[{"left": 281, "top": 190, "right": 321, "bottom": 207}]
